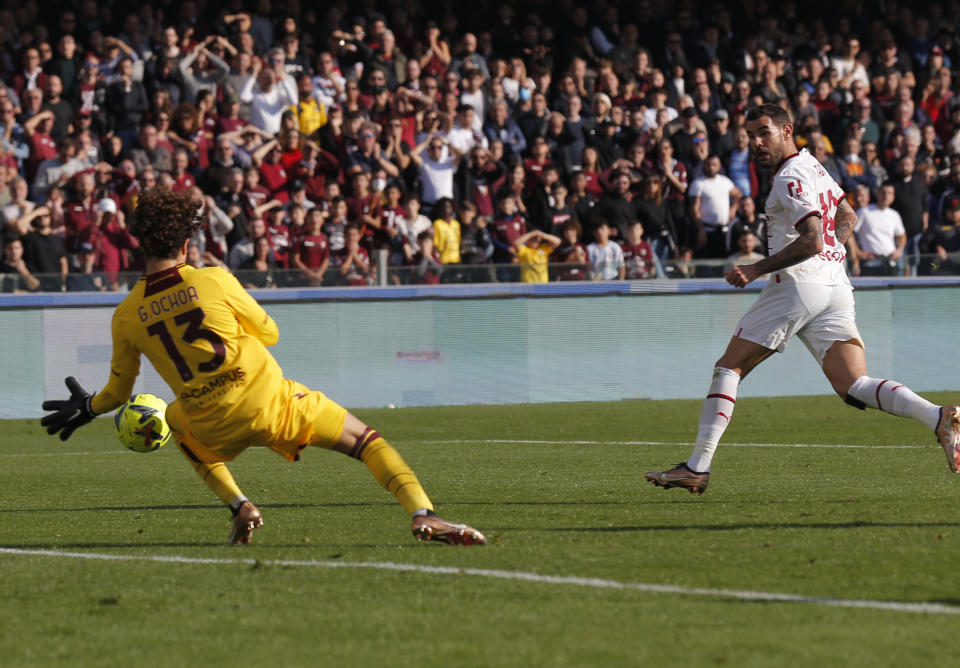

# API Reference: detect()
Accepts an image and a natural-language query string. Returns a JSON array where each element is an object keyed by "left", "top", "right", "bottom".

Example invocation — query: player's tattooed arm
[
  {"left": 726, "top": 214, "right": 822, "bottom": 287},
  {"left": 753, "top": 214, "right": 822, "bottom": 274},
  {"left": 833, "top": 197, "right": 857, "bottom": 244}
]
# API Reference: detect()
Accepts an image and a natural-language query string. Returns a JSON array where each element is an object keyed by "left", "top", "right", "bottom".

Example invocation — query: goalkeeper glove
[{"left": 41, "top": 376, "right": 97, "bottom": 441}]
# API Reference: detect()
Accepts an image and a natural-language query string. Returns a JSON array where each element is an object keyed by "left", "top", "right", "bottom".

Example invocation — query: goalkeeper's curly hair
[{"left": 130, "top": 189, "right": 203, "bottom": 259}]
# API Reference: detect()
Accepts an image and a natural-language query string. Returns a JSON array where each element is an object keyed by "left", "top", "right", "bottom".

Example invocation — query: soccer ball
[{"left": 113, "top": 394, "right": 173, "bottom": 453}]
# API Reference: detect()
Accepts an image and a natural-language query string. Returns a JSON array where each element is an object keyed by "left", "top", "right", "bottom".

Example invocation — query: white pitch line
[
  {"left": 0, "top": 547, "right": 955, "bottom": 616},
  {"left": 0, "top": 441, "right": 926, "bottom": 458},
  {"left": 425, "top": 439, "right": 924, "bottom": 449}
]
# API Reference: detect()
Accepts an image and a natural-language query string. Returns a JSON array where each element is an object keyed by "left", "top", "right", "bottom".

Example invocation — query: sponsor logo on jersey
[{"left": 179, "top": 367, "right": 246, "bottom": 400}]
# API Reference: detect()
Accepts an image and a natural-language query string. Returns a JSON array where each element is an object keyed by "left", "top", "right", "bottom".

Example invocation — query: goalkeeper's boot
[
  {"left": 645, "top": 462, "right": 710, "bottom": 495},
  {"left": 412, "top": 511, "right": 486, "bottom": 545},
  {"left": 936, "top": 405, "right": 960, "bottom": 473}
]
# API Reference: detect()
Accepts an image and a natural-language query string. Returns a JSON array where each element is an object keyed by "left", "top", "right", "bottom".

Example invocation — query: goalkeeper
[{"left": 40, "top": 189, "right": 485, "bottom": 546}]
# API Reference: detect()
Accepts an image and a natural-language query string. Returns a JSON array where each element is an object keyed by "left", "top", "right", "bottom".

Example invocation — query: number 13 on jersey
[{"left": 146, "top": 307, "right": 226, "bottom": 383}]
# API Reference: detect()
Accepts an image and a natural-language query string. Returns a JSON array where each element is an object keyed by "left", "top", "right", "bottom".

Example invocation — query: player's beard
[{"left": 755, "top": 138, "right": 782, "bottom": 167}]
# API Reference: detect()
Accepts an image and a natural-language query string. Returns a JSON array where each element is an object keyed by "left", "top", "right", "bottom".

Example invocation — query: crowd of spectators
[{"left": 3, "top": 0, "right": 960, "bottom": 292}]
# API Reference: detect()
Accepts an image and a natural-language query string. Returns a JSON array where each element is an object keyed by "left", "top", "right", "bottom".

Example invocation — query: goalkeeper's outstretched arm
[{"left": 177, "top": 442, "right": 262, "bottom": 545}]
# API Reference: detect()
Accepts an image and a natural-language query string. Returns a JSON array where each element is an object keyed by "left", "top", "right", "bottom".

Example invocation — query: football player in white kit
[{"left": 646, "top": 103, "right": 960, "bottom": 495}]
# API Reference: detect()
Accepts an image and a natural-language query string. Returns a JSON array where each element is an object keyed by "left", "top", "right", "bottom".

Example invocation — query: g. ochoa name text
[{"left": 138, "top": 287, "right": 200, "bottom": 322}]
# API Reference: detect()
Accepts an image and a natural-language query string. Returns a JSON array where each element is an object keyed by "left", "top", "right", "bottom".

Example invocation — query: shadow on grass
[
  {"left": 541, "top": 520, "right": 960, "bottom": 532},
  {"left": 1, "top": 498, "right": 871, "bottom": 514},
  {"left": 2, "top": 541, "right": 234, "bottom": 549},
  {"left": 0, "top": 501, "right": 396, "bottom": 513},
  {"left": 1, "top": 541, "right": 421, "bottom": 550}
]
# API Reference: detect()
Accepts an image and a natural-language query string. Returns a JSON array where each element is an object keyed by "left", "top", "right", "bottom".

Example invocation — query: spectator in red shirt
[
  {"left": 544, "top": 180, "right": 578, "bottom": 236},
  {"left": 290, "top": 208, "right": 330, "bottom": 286},
  {"left": 346, "top": 170, "right": 382, "bottom": 251},
  {"left": 492, "top": 194, "right": 527, "bottom": 281},
  {"left": 410, "top": 230, "right": 442, "bottom": 284},
  {"left": 63, "top": 171, "right": 98, "bottom": 254},
  {"left": 215, "top": 91, "right": 247, "bottom": 134},
  {"left": 552, "top": 219, "right": 589, "bottom": 281},
  {"left": 241, "top": 166, "right": 271, "bottom": 218},
  {"left": 379, "top": 181, "right": 407, "bottom": 263},
  {"left": 252, "top": 138, "right": 290, "bottom": 202},
  {"left": 91, "top": 197, "right": 138, "bottom": 288},
  {"left": 291, "top": 140, "right": 340, "bottom": 203},
  {"left": 23, "top": 110, "right": 57, "bottom": 182},
  {"left": 495, "top": 163, "right": 529, "bottom": 219},
  {"left": 170, "top": 147, "right": 197, "bottom": 193},
  {"left": 331, "top": 223, "right": 370, "bottom": 285},
  {"left": 620, "top": 221, "right": 656, "bottom": 279},
  {"left": 286, "top": 203, "right": 308, "bottom": 248},
  {"left": 812, "top": 79, "right": 841, "bottom": 136},
  {"left": 278, "top": 127, "right": 304, "bottom": 171},
  {"left": 264, "top": 206, "right": 291, "bottom": 268},
  {"left": 171, "top": 102, "right": 209, "bottom": 170},
  {"left": 580, "top": 147, "right": 605, "bottom": 197},
  {"left": 454, "top": 146, "right": 502, "bottom": 219},
  {"left": 523, "top": 135, "right": 552, "bottom": 191}
]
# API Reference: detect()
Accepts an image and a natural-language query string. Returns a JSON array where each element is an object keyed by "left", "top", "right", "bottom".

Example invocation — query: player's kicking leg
[
  {"left": 823, "top": 340, "right": 960, "bottom": 472},
  {"left": 335, "top": 412, "right": 486, "bottom": 545},
  {"left": 646, "top": 336, "right": 775, "bottom": 494}
]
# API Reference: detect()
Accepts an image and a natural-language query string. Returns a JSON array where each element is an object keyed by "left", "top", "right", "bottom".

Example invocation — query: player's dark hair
[
  {"left": 130, "top": 189, "right": 203, "bottom": 259},
  {"left": 746, "top": 103, "right": 792, "bottom": 128}
]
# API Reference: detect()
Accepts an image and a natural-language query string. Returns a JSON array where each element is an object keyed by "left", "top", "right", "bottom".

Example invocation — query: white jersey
[{"left": 764, "top": 148, "right": 850, "bottom": 286}]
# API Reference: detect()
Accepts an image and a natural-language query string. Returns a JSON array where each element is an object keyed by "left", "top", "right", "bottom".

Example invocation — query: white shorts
[{"left": 734, "top": 281, "right": 864, "bottom": 364}]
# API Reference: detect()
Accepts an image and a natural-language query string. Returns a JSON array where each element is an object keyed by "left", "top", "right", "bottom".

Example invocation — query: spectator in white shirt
[
  {"left": 446, "top": 104, "right": 487, "bottom": 154},
  {"left": 409, "top": 135, "right": 464, "bottom": 213},
  {"left": 312, "top": 51, "right": 345, "bottom": 108},
  {"left": 240, "top": 61, "right": 298, "bottom": 136},
  {"left": 689, "top": 155, "right": 742, "bottom": 260},
  {"left": 459, "top": 71, "right": 486, "bottom": 132},
  {"left": 587, "top": 219, "right": 625, "bottom": 280},
  {"left": 854, "top": 182, "right": 906, "bottom": 275},
  {"left": 33, "top": 136, "right": 85, "bottom": 201}
]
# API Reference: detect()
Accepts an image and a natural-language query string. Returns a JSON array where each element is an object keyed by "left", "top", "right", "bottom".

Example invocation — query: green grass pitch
[{"left": 2, "top": 395, "right": 960, "bottom": 667}]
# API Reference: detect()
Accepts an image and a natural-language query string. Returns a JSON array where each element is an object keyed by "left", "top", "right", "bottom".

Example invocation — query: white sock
[
  {"left": 847, "top": 376, "right": 941, "bottom": 431},
  {"left": 687, "top": 367, "right": 740, "bottom": 473}
]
